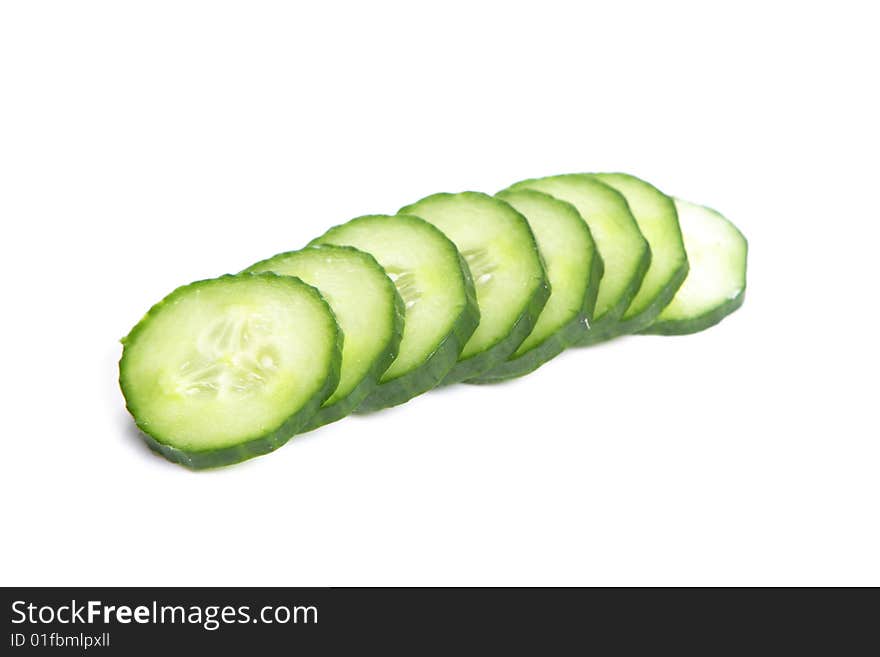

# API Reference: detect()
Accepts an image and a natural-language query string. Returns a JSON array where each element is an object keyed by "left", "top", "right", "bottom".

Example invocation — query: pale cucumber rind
[
  {"left": 589, "top": 173, "right": 689, "bottom": 334},
  {"left": 310, "top": 214, "right": 480, "bottom": 411},
  {"left": 504, "top": 174, "right": 650, "bottom": 345},
  {"left": 469, "top": 189, "right": 603, "bottom": 383},
  {"left": 399, "top": 191, "right": 550, "bottom": 383},
  {"left": 641, "top": 198, "right": 747, "bottom": 335},
  {"left": 119, "top": 273, "right": 342, "bottom": 469},
  {"left": 244, "top": 245, "right": 404, "bottom": 429}
]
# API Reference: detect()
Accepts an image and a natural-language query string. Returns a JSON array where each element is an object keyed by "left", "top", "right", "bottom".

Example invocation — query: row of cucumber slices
[{"left": 120, "top": 173, "right": 748, "bottom": 468}]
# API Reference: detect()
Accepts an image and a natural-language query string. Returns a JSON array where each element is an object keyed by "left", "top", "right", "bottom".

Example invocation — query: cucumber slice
[
  {"left": 245, "top": 245, "right": 404, "bottom": 428},
  {"left": 642, "top": 199, "right": 747, "bottom": 335},
  {"left": 119, "top": 273, "right": 342, "bottom": 469},
  {"left": 505, "top": 174, "right": 649, "bottom": 344},
  {"left": 399, "top": 192, "right": 550, "bottom": 383},
  {"left": 311, "top": 214, "right": 479, "bottom": 410},
  {"left": 469, "top": 189, "right": 603, "bottom": 383},
  {"left": 589, "top": 173, "right": 689, "bottom": 334}
]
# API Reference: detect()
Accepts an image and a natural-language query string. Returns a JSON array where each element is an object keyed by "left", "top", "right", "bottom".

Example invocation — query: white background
[{"left": 1, "top": 1, "right": 877, "bottom": 586}]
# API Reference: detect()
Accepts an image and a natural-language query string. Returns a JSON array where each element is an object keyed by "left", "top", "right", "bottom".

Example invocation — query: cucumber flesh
[
  {"left": 469, "top": 189, "right": 602, "bottom": 383},
  {"left": 245, "top": 245, "right": 404, "bottom": 428},
  {"left": 399, "top": 192, "right": 550, "bottom": 383},
  {"left": 311, "top": 214, "right": 479, "bottom": 410},
  {"left": 119, "top": 274, "right": 342, "bottom": 468},
  {"left": 590, "top": 173, "right": 689, "bottom": 334},
  {"left": 504, "top": 174, "right": 649, "bottom": 344},
  {"left": 641, "top": 199, "right": 747, "bottom": 335}
]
